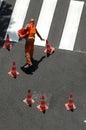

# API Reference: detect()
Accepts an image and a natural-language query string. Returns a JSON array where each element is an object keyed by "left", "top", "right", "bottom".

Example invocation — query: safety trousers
[{"left": 25, "top": 38, "right": 34, "bottom": 65}]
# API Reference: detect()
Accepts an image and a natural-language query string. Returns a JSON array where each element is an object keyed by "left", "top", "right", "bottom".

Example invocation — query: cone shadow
[
  {"left": 42, "top": 110, "right": 46, "bottom": 114},
  {"left": 46, "top": 51, "right": 55, "bottom": 57},
  {"left": 70, "top": 109, "right": 74, "bottom": 112}
]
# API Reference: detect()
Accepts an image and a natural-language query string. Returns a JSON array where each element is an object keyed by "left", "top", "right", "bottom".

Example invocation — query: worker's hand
[{"left": 19, "top": 37, "right": 22, "bottom": 41}]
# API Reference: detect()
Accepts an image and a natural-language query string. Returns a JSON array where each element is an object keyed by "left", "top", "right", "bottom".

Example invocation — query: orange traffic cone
[
  {"left": 8, "top": 61, "right": 19, "bottom": 78},
  {"left": 44, "top": 40, "right": 55, "bottom": 56},
  {"left": 65, "top": 93, "right": 76, "bottom": 111},
  {"left": 3, "top": 34, "right": 12, "bottom": 50},
  {"left": 23, "top": 89, "right": 35, "bottom": 107},
  {"left": 37, "top": 95, "right": 48, "bottom": 113}
]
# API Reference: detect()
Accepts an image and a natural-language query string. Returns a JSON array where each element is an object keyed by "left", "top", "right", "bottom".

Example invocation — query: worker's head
[{"left": 30, "top": 18, "right": 34, "bottom": 24}]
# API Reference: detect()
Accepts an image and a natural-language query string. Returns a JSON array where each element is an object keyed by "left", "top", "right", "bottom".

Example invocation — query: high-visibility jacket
[{"left": 27, "top": 23, "right": 36, "bottom": 39}]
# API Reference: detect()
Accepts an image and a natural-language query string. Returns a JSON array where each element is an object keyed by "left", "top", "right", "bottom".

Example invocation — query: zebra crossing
[
  {"left": 59, "top": 0, "right": 84, "bottom": 51},
  {"left": 0, "top": 0, "right": 86, "bottom": 53}
]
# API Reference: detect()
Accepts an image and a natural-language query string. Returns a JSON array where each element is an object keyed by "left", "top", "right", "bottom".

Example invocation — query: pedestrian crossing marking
[
  {"left": 59, "top": 0, "right": 84, "bottom": 51},
  {"left": 1, "top": 0, "right": 86, "bottom": 53},
  {"left": 5, "top": 0, "right": 31, "bottom": 42},
  {"left": 34, "top": 0, "right": 58, "bottom": 46}
]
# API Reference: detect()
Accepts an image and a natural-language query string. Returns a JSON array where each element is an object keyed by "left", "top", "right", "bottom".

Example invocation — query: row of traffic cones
[
  {"left": 8, "top": 61, "right": 76, "bottom": 112},
  {"left": 23, "top": 89, "right": 76, "bottom": 114},
  {"left": 3, "top": 34, "right": 55, "bottom": 56},
  {"left": 23, "top": 89, "right": 48, "bottom": 114},
  {"left": 3, "top": 35, "right": 19, "bottom": 78}
]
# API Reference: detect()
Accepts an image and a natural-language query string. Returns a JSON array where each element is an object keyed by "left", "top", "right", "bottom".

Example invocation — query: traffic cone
[
  {"left": 8, "top": 61, "right": 19, "bottom": 78},
  {"left": 37, "top": 95, "right": 48, "bottom": 113},
  {"left": 23, "top": 89, "right": 35, "bottom": 107},
  {"left": 65, "top": 93, "right": 76, "bottom": 111},
  {"left": 3, "top": 34, "right": 12, "bottom": 50},
  {"left": 44, "top": 40, "right": 55, "bottom": 56}
]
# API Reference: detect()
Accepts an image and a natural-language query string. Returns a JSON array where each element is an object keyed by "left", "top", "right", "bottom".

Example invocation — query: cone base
[
  {"left": 8, "top": 71, "right": 19, "bottom": 78},
  {"left": 44, "top": 47, "right": 55, "bottom": 54},
  {"left": 3, "top": 44, "right": 12, "bottom": 50},
  {"left": 23, "top": 98, "right": 35, "bottom": 105},
  {"left": 37, "top": 105, "right": 48, "bottom": 112},
  {"left": 65, "top": 103, "right": 76, "bottom": 110}
]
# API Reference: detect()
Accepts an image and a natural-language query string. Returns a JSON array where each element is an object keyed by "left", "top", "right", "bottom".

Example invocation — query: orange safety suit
[
  {"left": 25, "top": 23, "right": 36, "bottom": 65},
  {"left": 18, "top": 19, "right": 44, "bottom": 67}
]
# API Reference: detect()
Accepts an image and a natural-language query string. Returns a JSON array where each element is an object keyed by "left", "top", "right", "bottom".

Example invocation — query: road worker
[{"left": 22, "top": 18, "right": 44, "bottom": 68}]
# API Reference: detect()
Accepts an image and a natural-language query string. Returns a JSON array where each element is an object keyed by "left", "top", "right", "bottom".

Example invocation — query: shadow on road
[
  {"left": 0, "top": 1, "right": 12, "bottom": 47},
  {"left": 21, "top": 56, "right": 46, "bottom": 74}
]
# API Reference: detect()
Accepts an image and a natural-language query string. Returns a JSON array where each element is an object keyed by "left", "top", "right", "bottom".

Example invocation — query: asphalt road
[{"left": 0, "top": 0, "right": 86, "bottom": 130}]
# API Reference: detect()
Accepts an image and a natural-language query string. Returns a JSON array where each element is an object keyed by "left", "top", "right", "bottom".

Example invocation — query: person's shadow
[{"left": 21, "top": 56, "right": 46, "bottom": 74}]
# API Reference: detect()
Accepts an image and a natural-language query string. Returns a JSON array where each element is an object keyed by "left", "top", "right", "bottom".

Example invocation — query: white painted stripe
[
  {"left": 59, "top": 0, "right": 84, "bottom": 51},
  {"left": 0, "top": 0, "right": 3, "bottom": 7},
  {"left": 5, "top": 0, "right": 31, "bottom": 42},
  {"left": 34, "top": 0, "right": 58, "bottom": 46}
]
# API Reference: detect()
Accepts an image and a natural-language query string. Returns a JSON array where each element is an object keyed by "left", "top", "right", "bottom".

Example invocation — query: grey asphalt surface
[
  {"left": 0, "top": 0, "right": 86, "bottom": 130},
  {"left": 0, "top": 43, "right": 86, "bottom": 130}
]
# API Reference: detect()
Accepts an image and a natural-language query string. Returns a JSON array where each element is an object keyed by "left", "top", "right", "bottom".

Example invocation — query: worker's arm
[{"left": 36, "top": 29, "right": 44, "bottom": 41}]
